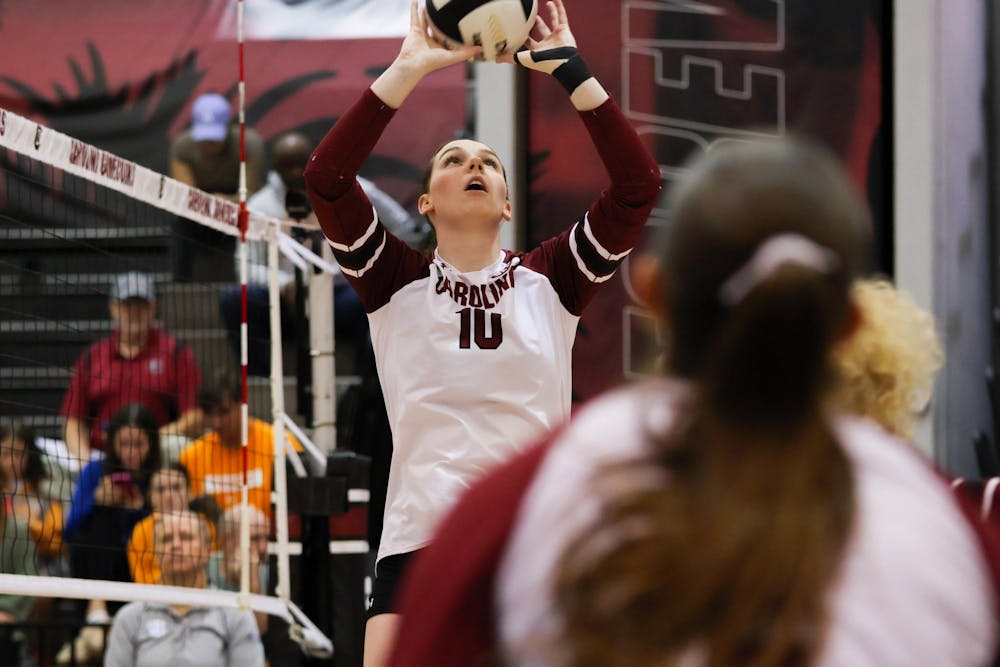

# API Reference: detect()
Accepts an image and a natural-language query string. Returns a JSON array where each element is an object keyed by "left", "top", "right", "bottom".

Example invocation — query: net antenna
[
  {"left": 0, "top": 83, "right": 335, "bottom": 667},
  {"left": 235, "top": 0, "right": 253, "bottom": 620},
  {"left": 234, "top": 0, "right": 330, "bottom": 657}
]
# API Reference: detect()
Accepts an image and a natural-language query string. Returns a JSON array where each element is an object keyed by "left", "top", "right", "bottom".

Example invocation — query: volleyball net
[{"left": 0, "top": 105, "right": 343, "bottom": 658}]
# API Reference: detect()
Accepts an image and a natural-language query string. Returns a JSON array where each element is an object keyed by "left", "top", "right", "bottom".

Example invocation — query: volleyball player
[
  {"left": 389, "top": 138, "right": 1000, "bottom": 665},
  {"left": 302, "top": 1, "right": 660, "bottom": 663}
]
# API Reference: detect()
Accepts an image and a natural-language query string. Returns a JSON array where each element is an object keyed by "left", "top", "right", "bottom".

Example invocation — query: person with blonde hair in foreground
[{"left": 832, "top": 278, "right": 943, "bottom": 439}]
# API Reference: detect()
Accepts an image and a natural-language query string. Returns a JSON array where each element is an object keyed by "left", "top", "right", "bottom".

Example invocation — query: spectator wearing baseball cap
[
  {"left": 170, "top": 92, "right": 264, "bottom": 195},
  {"left": 168, "top": 92, "right": 265, "bottom": 281},
  {"left": 60, "top": 272, "right": 204, "bottom": 462},
  {"left": 109, "top": 271, "right": 157, "bottom": 301},
  {"left": 190, "top": 93, "right": 232, "bottom": 142}
]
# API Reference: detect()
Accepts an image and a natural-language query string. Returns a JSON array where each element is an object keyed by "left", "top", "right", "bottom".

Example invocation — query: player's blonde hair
[{"left": 832, "top": 278, "right": 943, "bottom": 439}]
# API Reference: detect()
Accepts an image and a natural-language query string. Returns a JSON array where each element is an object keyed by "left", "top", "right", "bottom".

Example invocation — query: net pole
[
  {"left": 268, "top": 233, "right": 292, "bottom": 601},
  {"left": 309, "top": 246, "right": 337, "bottom": 452},
  {"left": 236, "top": 0, "right": 252, "bottom": 603}
]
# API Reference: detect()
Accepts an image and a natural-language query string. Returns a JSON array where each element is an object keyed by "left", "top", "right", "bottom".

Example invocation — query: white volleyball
[{"left": 426, "top": 0, "right": 539, "bottom": 62}]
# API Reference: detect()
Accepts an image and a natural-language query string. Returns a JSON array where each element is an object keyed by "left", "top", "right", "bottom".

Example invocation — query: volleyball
[{"left": 426, "top": 0, "right": 539, "bottom": 62}]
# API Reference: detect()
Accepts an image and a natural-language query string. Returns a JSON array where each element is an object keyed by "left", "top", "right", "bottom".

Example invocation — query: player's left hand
[{"left": 497, "top": 0, "right": 576, "bottom": 65}]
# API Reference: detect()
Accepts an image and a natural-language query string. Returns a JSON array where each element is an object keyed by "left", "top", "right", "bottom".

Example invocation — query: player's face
[{"left": 419, "top": 140, "right": 511, "bottom": 229}]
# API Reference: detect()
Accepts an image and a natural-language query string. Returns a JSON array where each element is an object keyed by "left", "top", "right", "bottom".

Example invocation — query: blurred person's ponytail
[{"left": 555, "top": 138, "right": 870, "bottom": 667}]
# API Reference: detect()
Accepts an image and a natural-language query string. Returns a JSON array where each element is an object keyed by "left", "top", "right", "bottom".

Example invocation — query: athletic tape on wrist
[{"left": 517, "top": 47, "right": 592, "bottom": 95}]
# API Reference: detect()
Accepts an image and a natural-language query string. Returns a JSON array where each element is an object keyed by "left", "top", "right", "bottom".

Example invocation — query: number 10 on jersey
[{"left": 457, "top": 308, "right": 503, "bottom": 350}]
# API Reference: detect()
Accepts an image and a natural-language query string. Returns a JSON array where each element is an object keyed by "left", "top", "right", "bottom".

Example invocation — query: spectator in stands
[
  {"left": 209, "top": 505, "right": 270, "bottom": 595},
  {"left": 105, "top": 510, "right": 265, "bottom": 667},
  {"left": 170, "top": 93, "right": 265, "bottom": 200},
  {"left": 60, "top": 271, "right": 203, "bottom": 462},
  {"left": 0, "top": 422, "right": 66, "bottom": 664},
  {"left": 179, "top": 369, "right": 299, "bottom": 514},
  {"left": 128, "top": 462, "right": 220, "bottom": 585},
  {"left": 0, "top": 422, "right": 64, "bottom": 572},
  {"left": 64, "top": 403, "right": 160, "bottom": 643},
  {"left": 169, "top": 92, "right": 266, "bottom": 282},
  {"left": 832, "top": 277, "right": 944, "bottom": 440},
  {"left": 218, "top": 130, "right": 422, "bottom": 376},
  {"left": 210, "top": 505, "right": 304, "bottom": 665}
]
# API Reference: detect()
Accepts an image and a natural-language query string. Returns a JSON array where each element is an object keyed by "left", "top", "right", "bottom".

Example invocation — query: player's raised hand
[
  {"left": 398, "top": 1, "right": 482, "bottom": 77},
  {"left": 497, "top": 0, "right": 576, "bottom": 66},
  {"left": 499, "top": 0, "right": 606, "bottom": 109},
  {"left": 526, "top": 0, "right": 576, "bottom": 52},
  {"left": 373, "top": 1, "right": 482, "bottom": 108}
]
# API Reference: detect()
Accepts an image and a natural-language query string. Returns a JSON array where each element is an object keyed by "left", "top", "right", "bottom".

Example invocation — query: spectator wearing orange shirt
[
  {"left": 128, "top": 463, "right": 219, "bottom": 585},
  {"left": 179, "top": 370, "right": 299, "bottom": 515}
]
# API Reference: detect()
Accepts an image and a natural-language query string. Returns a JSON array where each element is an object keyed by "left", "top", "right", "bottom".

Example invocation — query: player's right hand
[{"left": 396, "top": 1, "right": 482, "bottom": 78}]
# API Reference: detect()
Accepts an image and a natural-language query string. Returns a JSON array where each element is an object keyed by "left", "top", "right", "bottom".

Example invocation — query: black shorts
[{"left": 368, "top": 550, "right": 421, "bottom": 618}]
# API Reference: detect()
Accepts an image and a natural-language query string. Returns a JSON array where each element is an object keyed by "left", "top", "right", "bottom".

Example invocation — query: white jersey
[
  {"left": 306, "top": 89, "right": 661, "bottom": 563},
  {"left": 496, "top": 382, "right": 998, "bottom": 666},
  {"left": 329, "top": 215, "right": 640, "bottom": 564},
  {"left": 368, "top": 250, "right": 581, "bottom": 561}
]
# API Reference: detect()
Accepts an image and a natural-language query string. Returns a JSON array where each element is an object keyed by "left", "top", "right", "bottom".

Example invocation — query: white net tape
[{"left": 0, "top": 106, "right": 333, "bottom": 273}]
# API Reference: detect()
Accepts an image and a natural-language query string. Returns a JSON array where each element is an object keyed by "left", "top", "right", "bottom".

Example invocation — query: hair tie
[{"left": 719, "top": 234, "right": 838, "bottom": 305}]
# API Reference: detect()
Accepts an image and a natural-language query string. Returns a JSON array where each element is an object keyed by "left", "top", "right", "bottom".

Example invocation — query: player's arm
[
  {"left": 370, "top": 1, "right": 481, "bottom": 108},
  {"left": 508, "top": 0, "right": 608, "bottom": 111},
  {"left": 304, "top": 0, "right": 478, "bottom": 206},
  {"left": 303, "top": 89, "right": 424, "bottom": 313},
  {"left": 512, "top": 0, "right": 660, "bottom": 313},
  {"left": 303, "top": 2, "right": 478, "bottom": 311}
]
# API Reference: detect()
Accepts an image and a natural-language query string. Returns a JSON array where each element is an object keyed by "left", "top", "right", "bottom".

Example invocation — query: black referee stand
[{"left": 287, "top": 450, "right": 371, "bottom": 667}]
